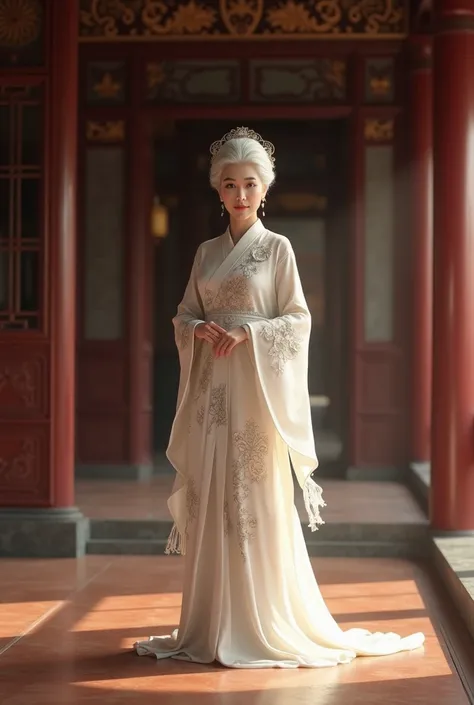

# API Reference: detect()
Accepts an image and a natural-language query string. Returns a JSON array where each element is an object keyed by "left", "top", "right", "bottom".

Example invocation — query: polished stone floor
[{"left": 1, "top": 555, "right": 473, "bottom": 704}]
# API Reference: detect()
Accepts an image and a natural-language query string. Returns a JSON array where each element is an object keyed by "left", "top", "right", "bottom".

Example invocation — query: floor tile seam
[{"left": 0, "top": 560, "right": 113, "bottom": 659}]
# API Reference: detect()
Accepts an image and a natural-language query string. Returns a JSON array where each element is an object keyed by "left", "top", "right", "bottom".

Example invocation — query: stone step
[
  {"left": 86, "top": 537, "right": 428, "bottom": 558},
  {"left": 89, "top": 518, "right": 429, "bottom": 544}
]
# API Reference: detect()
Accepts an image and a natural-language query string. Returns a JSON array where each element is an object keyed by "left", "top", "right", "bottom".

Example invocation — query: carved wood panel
[
  {"left": 0, "top": 426, "right": 49, "bottom": 504},
  {"left": 0, "top": 348, "right": 48, "bottom": 417}
]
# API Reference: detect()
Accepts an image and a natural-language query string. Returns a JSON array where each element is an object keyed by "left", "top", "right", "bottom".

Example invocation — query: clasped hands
[{"left": 194, "top": 321, "right": 248, "bottom": 358}]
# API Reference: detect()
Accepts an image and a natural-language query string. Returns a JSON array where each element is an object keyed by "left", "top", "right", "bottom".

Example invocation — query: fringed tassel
[
  {"left": 303, "top": 476, "right": 327, "bottom": 532},
  {"left": 164, "top": 523, "right": 187, "bottom": 555}
]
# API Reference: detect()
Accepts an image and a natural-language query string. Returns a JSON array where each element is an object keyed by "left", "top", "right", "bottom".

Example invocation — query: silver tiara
[{"left": 209, "top": 126, "right": 275, "bottom": 166}]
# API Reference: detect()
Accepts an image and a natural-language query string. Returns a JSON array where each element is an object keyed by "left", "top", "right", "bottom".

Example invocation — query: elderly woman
[{"left": 135, "top": 127, "right": 424, "bottom": 668}]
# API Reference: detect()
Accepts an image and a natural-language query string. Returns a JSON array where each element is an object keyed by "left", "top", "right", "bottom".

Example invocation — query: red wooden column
[
  {"left": 410, "top": 37, "right": 433, "bottom": 463},
  {"left": 431, "top": 0, "right": 474, "bottom": 531},
  {"left": 49, "top": 0, "right": 79, "bottom": 508}
]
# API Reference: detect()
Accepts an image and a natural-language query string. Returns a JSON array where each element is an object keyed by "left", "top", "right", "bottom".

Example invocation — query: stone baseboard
[
  {"left": 75, "top": 463, "right": 154, "bottom": 481},
  {"left": 0, "top": 508, "right": 89, "bottom": 558}
]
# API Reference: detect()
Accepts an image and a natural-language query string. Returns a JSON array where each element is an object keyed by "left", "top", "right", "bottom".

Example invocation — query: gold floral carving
[
  {"left": 364, "top": 118, "right": 394, "bottom": 142},
  {"left": 93, "top": 72, "right": 122, "bottom": 99},
  {"left": 79, "top": 0, "right": 407, "bottom": 40},
  {"left": 220, "top": 0, "right": 263, "bottom": 35},
  {"left": 86, "top": 120, "right": 125, "bottom": 142},
  {"left": 0, "top": 0, "right": 42, "bottom": 48}
]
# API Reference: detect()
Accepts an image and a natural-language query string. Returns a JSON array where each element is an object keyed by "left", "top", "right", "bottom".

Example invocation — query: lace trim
[{"left": 260, "top": 318, "right": 302, "bottom": 375}]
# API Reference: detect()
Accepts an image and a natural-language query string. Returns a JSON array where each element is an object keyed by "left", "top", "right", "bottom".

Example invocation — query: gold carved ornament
[
  {"left": 79, "top": 0, "right": 407, "bottom": 40},
  {"left": 93, "top": 72, "right": 122, "bottom": 99},
  {"left": 364, "top": 118, "right": 394, "bottom": 142},
  {"left": 86, "top": 120, "right": 125, "bottom": 142},
  {"left": 0, "top": 0, "right": 41, "bottom": 47}
]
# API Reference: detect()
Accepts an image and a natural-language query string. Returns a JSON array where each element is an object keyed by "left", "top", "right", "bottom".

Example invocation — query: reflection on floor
[{"left": 1, "top": 556, "right": 473, "bottom": 704}]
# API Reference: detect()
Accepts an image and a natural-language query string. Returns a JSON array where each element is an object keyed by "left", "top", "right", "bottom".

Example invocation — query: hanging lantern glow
[{"left": 151, "top": 196, "right": 169, "bottom": 239}]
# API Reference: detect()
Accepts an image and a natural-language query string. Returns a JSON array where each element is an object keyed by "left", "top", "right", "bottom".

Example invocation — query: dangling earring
[
  {"left": 261, "top": 198, "right": 266, "bottom": 217},
  {"left": 221, "top": 201, "right": 225, "bottom": 217}
]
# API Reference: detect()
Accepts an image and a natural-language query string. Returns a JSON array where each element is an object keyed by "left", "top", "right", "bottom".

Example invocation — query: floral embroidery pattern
[
  {"left": 176, "top": 320, "right": 191, "bottom": 350},
  {"left": 196, "top": 405, "right": 204, "bottom": 426},
  {"left": 195, "top": 352, "right": 213, "bottom": 399},
  {"left": 224, "top": 499, "right": 231, "bottom": 537},
  {"left": 240, "top": 242, "right": 272, "bottom": 278},
  {"left": 204, "top": 288, "right": 214, "bottom": 308},
  {"left": 185, "top": 478, "right": 200, "bottom": 537},
  {"left": 214, "top": 275, "right": 255, "bottom": 313},
  {"left": 232, "top": 419, "right": 269, "bottom": 559},
  {"left": 207, "top": 384, "right": 227, "bottom": 433},
  {"left": 260, "top": 318, "right": 302, "bottom": 375}
]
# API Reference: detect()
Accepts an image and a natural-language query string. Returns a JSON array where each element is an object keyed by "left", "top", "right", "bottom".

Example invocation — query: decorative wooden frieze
[
  {"left": 79, "top": 0, "right": 407, "bottom": 41},
  {"left": 364, "top": 118, "right": 394, "bottom": 143},
  {"left": 249, "top": 59, "right": 346, "bottom": 103},
  {"left": 146, "top": 60, "right": 240, "bottom": 103},
  {"left": 86, "top": 120, "right": 125, "bottom": 143}
]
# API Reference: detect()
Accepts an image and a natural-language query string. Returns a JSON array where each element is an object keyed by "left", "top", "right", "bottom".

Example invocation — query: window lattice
[{"left": 0, "top": 84, "right": 43, "bottom": 332}]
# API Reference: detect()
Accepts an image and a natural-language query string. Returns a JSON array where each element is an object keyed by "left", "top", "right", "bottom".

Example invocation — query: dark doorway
[{"left": 152, "top": 119, "right": 349, "bottom": 475}]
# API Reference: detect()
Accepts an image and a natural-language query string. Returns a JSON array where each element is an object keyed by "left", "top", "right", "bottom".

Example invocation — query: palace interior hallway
[{"left": 1, "top": 481, "right": 473, "bottom": 704}]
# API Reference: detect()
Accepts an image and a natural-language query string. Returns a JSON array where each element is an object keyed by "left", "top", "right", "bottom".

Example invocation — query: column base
[
  {"left": 0, "top": 508, "right": 89, "bottom": 558},
  {"left": 75, "top": 462, "right": 155, "bottom": 481}
]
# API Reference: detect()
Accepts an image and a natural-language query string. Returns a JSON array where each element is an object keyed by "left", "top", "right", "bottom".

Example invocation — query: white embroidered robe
[{"left": 135, "top": 219, "right": 425, "bottom": 668}]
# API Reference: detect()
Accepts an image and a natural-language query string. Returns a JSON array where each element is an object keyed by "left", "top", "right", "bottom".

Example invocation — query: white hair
[{"left": 209, "top": 137, "right": 275, "bottom": 191}]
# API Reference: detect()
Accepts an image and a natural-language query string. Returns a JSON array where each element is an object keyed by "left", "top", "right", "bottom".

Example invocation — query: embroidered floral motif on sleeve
[
  {"left": 239, "top": 242, "right": 272, "bottom": 278},
  {"left": 207, "top": 384, "right": 227, "bottom": 433},
  {"left": 176, "top": 320, "right": 191, "bottom": 349},
  {"left": 194, "top": 352, "right": 213, "bottom": 399},
  {"left": 232, "top": 419, "right": 269, "bottom": 559},
  {"left": 260, "top": 318, "right": 302, "bottom": 375}
]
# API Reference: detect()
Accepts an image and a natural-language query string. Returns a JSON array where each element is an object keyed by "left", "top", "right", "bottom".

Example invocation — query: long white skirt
[{"left": 135, "top": 342, "right": 424, "bottom": 668}]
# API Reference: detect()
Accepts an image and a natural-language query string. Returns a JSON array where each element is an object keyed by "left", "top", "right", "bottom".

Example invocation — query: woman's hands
[
  {"left": 213, "top": 326, "right": 248, "bottom": 358},
  {"left": 194, "top": 321, "right": 226, "bottom": 345},
  {"left": 194, "top": 322, "right": 248, "bottom": 358}
]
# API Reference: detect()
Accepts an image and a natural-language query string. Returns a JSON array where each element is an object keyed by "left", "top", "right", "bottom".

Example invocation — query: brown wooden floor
[
  {"left": 76, "top": 476, "right": 426, "bottom": 524},
  {"left": 0, "top": 556, "right": 473, "bottom": 704}
]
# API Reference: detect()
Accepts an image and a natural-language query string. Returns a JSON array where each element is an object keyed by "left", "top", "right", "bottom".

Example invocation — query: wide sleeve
[
  {"left": 244, "top": 245, "right": 326, "bottom": 531},
  {"left": 172, "top": 244, "right": 205, "bottom": 412}
]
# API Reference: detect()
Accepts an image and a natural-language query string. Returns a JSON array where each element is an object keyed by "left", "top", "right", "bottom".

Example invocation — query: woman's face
[{"left": 219, "top": 162, "right": 267, "bottom": 223}]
